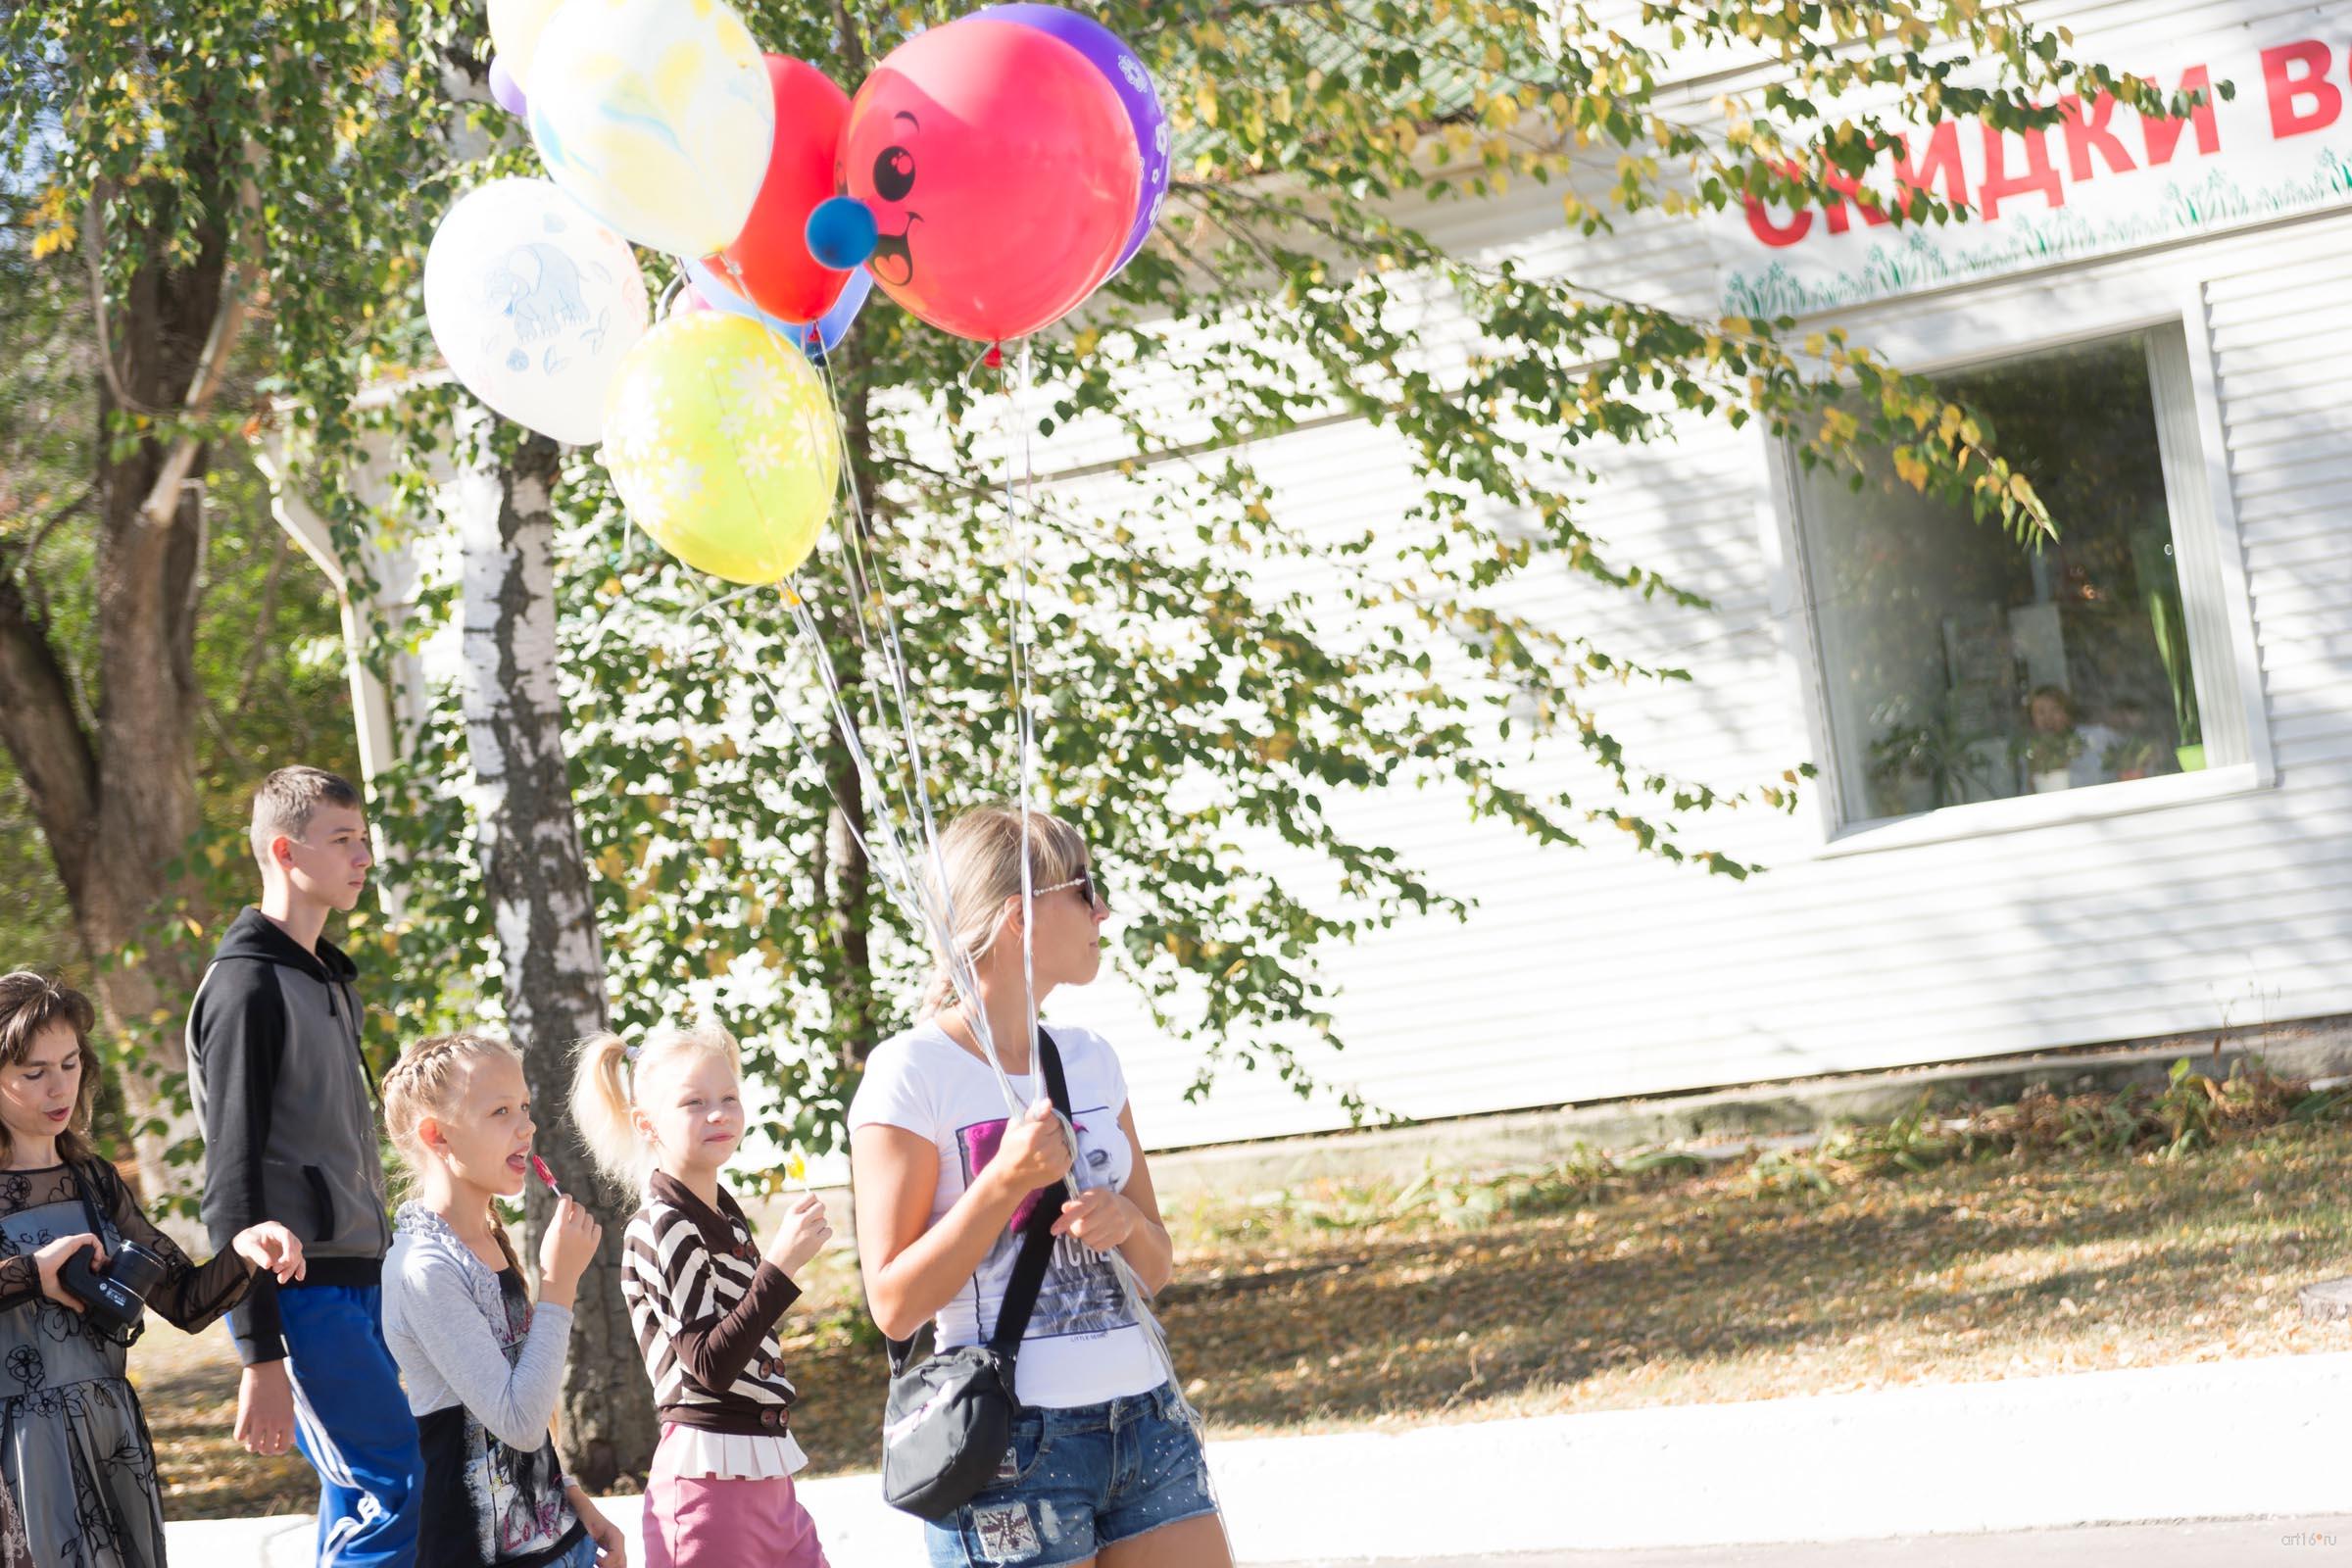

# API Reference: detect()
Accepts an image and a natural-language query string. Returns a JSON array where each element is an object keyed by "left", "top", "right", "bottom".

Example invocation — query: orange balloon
[
  {"left": 710, "top": 56, "right": 856, "bottom": 324},
  {"left": 841, "top": 19, "right": 1140, "bottom": 342}
]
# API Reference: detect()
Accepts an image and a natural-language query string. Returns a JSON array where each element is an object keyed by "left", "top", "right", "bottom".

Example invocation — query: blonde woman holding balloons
[{"left": 850, "top": 808, "right": 1231, "bottom": 1568}]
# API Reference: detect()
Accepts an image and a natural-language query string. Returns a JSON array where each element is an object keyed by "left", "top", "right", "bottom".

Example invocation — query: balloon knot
[{"left": 984, "top": 344, "right": 1004, "bottom": 369}]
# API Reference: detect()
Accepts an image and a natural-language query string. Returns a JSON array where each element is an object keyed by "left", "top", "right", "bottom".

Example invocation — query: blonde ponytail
[
  {"left": 919, "top": 806, "right": 1092, "bottom": 1016},
  {"left": 568, "top": 1022, "right": 745, "bottom": 1192},
  {"left": 569, "top": 1031, "right": 640, "bottom": 1191}
]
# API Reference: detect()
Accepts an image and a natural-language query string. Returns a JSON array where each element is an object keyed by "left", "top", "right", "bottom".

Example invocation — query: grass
[{"left": 139, "top": 1062, "right": 2352, "bottom": 1517}]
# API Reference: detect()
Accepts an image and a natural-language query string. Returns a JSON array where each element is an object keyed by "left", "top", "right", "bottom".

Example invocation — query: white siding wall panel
[{"left": 1049, "top": 3, "right": 2352, "bottom": 1151}]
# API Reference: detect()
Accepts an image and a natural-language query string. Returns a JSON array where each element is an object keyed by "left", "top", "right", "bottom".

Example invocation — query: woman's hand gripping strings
[
  {"left": 1051, "top": 1102, "right": 1173, "bottom": 1294},
  {"left": 855, "top": 1096, "right": 1072, "bottom": 1342},
  {"left": 856, "top": 1095, "right": 1174, "bottom": 1341}
]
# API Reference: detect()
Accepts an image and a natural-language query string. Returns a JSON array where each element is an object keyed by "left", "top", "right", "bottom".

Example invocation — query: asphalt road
[{"left": 1291, "top": 1515, "right": 2352, "bottom": 1566}]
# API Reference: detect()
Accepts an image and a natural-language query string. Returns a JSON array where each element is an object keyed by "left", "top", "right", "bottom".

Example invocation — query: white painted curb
[{"left": 165, "top": 1353, "right": 2352, "bottom": 1564}]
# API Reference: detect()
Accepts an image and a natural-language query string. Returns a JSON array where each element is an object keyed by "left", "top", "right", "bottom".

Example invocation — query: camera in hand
[{"left": 58, "top": 1239, "right": 169, "bottom": 1335}]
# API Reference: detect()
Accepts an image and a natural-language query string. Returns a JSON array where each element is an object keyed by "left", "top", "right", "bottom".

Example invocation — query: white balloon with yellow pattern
[
  {"left": 527, "top": 0, "right": 774, "bottom": 257},
  {"left": 486, "top": 0, "right": 565, "bottom": 89}
]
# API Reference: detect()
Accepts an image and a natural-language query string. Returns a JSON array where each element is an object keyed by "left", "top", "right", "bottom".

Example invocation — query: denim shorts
[{"left": 923, "top": 1382, "right": 1219, "bottom": 1566}]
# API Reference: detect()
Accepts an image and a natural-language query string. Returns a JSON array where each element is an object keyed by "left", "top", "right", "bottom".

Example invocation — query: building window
[{"left": 1792, "top": 321, "right": 2236, "bottom": 828}]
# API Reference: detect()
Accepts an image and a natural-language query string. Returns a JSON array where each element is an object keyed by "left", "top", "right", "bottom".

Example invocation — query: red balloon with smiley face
[{"left": 841, "top": 17, "right": 1140, "bottom": 342}]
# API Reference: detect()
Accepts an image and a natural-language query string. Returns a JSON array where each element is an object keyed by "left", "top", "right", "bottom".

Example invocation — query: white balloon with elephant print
[
  {"left": 423, "top": 178, "right": 651, "bottom": 445},
  {"left": 526, "top": 0, "right": 774, "bottom": 258}
]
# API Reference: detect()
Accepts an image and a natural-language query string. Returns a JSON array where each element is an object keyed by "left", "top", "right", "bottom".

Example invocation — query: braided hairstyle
[{"left": 382, "top": 1031, "right": 526, "bottom": 1274}]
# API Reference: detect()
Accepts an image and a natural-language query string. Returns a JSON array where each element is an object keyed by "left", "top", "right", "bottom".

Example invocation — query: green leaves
[{"left": 0, "top": 0, "right": 2119, "bottom": 1146}]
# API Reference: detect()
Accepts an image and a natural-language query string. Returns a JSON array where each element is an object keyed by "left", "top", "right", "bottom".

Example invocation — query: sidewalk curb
[{"left": 168, "top": 1352, "right": 2352, "bottom": 1564}]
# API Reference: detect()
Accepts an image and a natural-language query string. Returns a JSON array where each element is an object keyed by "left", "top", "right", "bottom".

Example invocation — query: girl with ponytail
[
  {"left": 379, "top": 1033, "right": 622, "bottom": 1568},
  {"left": 848, "top": 807, "right": 1231, "bottom": 1568},
  {"left": 567, "top": 1023, "right": 833, "bottom": 1568}
]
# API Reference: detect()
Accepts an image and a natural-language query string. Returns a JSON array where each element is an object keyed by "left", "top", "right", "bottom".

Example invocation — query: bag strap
[
  {"left": 883, "top": 1026, "right": 1076, "bottom": 1374},
  {"left": 65, "top": 1157, "right": 111, "bottom": 1247},
  {"left": 986, "top": 1027, "right": 1072, "bottom": 1359}
]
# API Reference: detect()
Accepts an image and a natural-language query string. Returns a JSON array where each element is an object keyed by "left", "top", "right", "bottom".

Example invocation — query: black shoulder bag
[{"left": 880, "top": 1026, "right": 1072, "bottom": 1521}]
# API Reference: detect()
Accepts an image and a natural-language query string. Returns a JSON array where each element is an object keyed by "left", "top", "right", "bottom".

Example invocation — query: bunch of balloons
[
  {"left": 423, "top": 0, "right": 1165, "bottom": 584},
  {"left": 827, "top": 3, "right": 1167, "bottom": 341}
]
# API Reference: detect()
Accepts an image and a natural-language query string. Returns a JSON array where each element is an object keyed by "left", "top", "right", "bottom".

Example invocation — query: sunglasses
[{"left": 1036, "top": 869, "right": 1106, "bottom": 911}]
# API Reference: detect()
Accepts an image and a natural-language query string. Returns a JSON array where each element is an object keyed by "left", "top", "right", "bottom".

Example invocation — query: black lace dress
[{"left": 0, "top": 1160, "right": 252, "bottom": 1568}]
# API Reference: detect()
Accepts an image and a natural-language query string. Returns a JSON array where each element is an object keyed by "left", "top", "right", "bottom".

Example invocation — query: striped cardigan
[{"left": 620, "top": 1170, "right": 805, "bottom": 1435}]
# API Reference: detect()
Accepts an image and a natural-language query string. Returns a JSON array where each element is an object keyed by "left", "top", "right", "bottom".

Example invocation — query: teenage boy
[{"left": 186, "top": 766, "right": 418, "bottom": 1567}]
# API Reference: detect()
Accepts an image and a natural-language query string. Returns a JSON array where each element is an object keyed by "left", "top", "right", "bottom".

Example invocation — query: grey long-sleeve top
[{"left": 381, "top": 1202, "right": 573, "bottom": 1453}]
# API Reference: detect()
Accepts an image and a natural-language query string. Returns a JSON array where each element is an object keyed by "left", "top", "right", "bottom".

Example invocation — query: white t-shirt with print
[{"left": 848, "top": 1020, "right": 1163, "bottom": 1408}]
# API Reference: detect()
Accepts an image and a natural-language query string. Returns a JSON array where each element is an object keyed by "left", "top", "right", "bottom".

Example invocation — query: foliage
[
  {"left": 1867, "top": 700, "right": 1998, "bottom": 812},
  {"left": 325, "top": 0, "right": 2183, "bottom": 1156},
  {"left": 0, "top": 8, "right": 392, "bottom": 1220},
  {"left": 5, "top": 0, "right": 2201, "bottom": 1163}
]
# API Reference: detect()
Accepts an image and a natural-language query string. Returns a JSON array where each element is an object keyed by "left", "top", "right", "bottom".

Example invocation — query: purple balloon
[
  {"left": 489, "top": 57, "right": 528, "bottom": 118},
  {"left": 974, "top": 4, "right": 1167, "bottom": 276},
  {"left": 809, "top": 267, "right": 876, "bottom": 356}
]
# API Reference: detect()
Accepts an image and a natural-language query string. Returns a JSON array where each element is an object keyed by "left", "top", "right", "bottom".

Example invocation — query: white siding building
[{"left": 1057, "top": 0, "right": 2352, "bottom": 1150}]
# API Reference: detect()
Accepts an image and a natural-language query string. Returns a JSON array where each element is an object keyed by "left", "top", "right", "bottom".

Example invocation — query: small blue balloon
[{"left": 806, "top": 197, "right": 879, "bottom": 271}]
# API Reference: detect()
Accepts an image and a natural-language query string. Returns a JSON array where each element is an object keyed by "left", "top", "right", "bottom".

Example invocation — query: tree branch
[
  {"left": 139, "top": 219, "right": 255, "bottom": 528},
  {"left": 230, "top": 529, "right": 291, "bottom": 713},
  {"left": 4, "top": 486, "right": 91, "bottom": 562},
  {"left": 829, "top": 0, "right": 868, "bottom": 82},
  {"left": 0, "top": 573, "right": 100, "bottom": 906},
  {"left": 81, "top": 190, "right": 168, "bottom": 419}
]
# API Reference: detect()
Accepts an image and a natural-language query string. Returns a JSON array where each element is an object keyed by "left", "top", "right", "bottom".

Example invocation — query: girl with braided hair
[{"left": 379, "top": 1032, "right": 625, "bottom": 1568}]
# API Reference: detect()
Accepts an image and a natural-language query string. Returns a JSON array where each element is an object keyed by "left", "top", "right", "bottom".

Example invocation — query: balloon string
[
  {"left": 672, "top": 229, "right": 1208, "bottom": 1475},
  {"left": 686, "top": 326, "right": 1215, "bottom": 1544},
  {"left": 685, "top": 595, "right": 911, "bottom": 922},
  {"left": 805, "top": 336, "right": 968, "bottom": 951},
  {"left": 705, "top": 248, "right": 937, "bottom": 850},
  {"left": 647, "top": 105, "right": 1221, "bottom": 1543},
  {"left": 664, "top": 258, "right": 939, "bottom": 949},
  {"left": 691, "top": 248, "right": 999, "bottom": 1099},
  {"left": 992, "top": 339, "right": 1211, "bottom": 1482},
  {"left": 1005, "top": 345, "right": 1038, "bottom": 1076}
]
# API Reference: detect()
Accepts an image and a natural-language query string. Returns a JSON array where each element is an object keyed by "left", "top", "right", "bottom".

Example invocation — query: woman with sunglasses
[{"left": 848, "top": 807, "right": 1229, "bottom": 1568}]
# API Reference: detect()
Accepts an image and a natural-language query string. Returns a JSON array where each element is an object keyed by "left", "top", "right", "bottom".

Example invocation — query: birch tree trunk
[{"left": 449, "top": 428, "right": 657, "bottom": 1485}]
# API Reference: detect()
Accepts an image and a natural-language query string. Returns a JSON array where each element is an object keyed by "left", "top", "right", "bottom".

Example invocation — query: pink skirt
[{"left": 642, "top": 1424, "right": 831, "bottom": 1568}]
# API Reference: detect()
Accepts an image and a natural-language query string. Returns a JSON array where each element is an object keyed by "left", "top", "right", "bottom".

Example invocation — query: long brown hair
[{"left": 0, "top": 972, "right": 103, "bottom": 1168}]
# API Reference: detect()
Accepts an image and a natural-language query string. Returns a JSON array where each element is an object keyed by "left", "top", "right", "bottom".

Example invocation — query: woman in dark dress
[{"left": 0, "top": 972, "right": 303, "bottom": 1568}]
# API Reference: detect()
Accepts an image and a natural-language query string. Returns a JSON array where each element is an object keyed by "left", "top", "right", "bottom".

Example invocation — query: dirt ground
[{"left": 137, "top": 1114, "right": 2352, "bottom": 1517}]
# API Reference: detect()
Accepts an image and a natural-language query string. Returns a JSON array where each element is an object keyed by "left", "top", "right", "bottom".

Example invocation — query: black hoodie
[{"left": 185, "top": 906, "right": 393, "bottom": 1365}]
